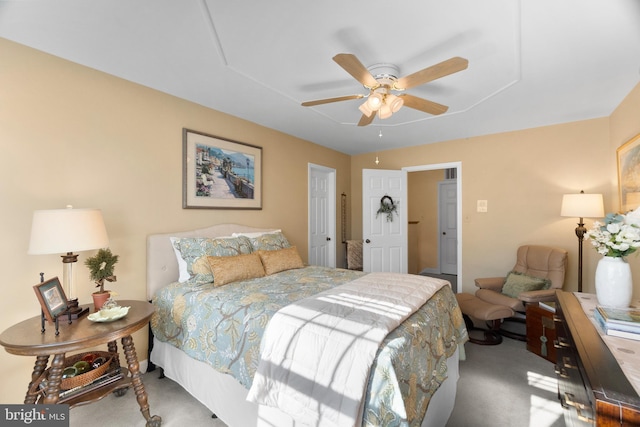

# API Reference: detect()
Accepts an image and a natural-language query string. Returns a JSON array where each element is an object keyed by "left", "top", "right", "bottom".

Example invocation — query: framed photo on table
[
  {"left": 617, "top": 133, "right": 640, "bottom": 212},
  {"left": 33, "top": 277, "right": 68, "bottom": 323},
  {"left": 183, "top": 128, "right": 262, "bottom": 209}
]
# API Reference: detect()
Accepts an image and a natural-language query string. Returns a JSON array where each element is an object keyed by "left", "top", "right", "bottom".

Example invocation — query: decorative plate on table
[{"left": 88, "top": 306, "right": 130, "bottom": 323}]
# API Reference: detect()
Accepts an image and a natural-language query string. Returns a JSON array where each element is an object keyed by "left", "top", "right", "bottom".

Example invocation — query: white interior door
[
  {"left": 439, "top": 180, "right": 457, "bottom": 275},
  {"left": 362, "top": 169, "right": 408, "bottom": 273},
  {"left": 308, "top": 164, "right": 336, "bottom": 267}
]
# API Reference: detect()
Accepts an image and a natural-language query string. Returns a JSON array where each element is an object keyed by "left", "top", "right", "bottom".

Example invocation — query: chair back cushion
[{"left": 512, "top": 245, "right": 567, "bottom": 289}]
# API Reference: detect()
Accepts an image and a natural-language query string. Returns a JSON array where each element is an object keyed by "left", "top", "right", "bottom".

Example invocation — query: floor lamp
[
  {"left": 560, "top": 191, "right": 604, "bottom": 292},
  {"left": 28, "top": 206, "right": 109, "bottom": 318}
]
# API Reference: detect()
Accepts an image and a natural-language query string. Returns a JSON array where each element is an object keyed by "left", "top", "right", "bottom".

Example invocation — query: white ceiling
[{"left": 1, "top": 0, "right": 639, "bottom": 155}]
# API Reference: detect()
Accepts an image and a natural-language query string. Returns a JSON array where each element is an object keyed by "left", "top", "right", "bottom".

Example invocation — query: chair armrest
[
  {"left": 518, "top": 289, "right": 556, "bottom": 303},
  {"left": 474, "top": 277, "right": 505, "bottom": 291}
]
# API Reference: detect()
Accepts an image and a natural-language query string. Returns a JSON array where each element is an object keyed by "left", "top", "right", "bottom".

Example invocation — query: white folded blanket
[{"left": 246, "top": 272, "right": 449, "bottom": 426}]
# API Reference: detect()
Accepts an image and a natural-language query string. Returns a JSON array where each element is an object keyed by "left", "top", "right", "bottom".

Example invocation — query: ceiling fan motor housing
[{"left": 366, "top": 63, "right": 401, "bottom": 89}]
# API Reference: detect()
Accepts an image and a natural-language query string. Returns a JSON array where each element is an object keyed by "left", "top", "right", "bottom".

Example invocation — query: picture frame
[
  {"left": 33, "top": 277, "right": 68, "bottom": 323},
  {"left": 617, "top": 133, "right": 640, "bottom": 212},
  {"left": 183, "top": 128, "right": 262, "bottom": 209}
]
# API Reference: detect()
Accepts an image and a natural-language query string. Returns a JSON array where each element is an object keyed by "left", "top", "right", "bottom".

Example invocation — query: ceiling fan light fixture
[
  {"left": 358, "top": 101, "right": 374, "bottom": 117},
  {"left": 366, "top": 92, "right": 384, "bottom": 111},
  {"left": 386, "top": 94, "right": 404, "bottom": 113},
  {"left": 378, "top": 103, "right": 393, "bottom": 119}
]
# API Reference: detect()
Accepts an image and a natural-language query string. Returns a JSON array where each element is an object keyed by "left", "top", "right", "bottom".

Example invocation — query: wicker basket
[{"left": 57, "top": 351, "right": 116, "bottom": 390}]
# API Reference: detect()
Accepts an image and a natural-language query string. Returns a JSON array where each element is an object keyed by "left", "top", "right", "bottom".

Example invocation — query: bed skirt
[{"left": 150, "top": 338, "right": 460, "bottom": 427}]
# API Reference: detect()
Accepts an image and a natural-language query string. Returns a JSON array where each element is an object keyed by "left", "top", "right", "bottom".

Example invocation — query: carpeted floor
[
  {"left": 69, "top": 337, "right": 565, "bottom": 427},
  {"left": 446, "top": 337, "right": 565, "bottom": 427}
]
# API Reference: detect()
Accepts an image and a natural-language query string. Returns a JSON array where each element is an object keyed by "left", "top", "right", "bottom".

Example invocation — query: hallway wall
[{"left": 408, "top": 170, "right": 444, "bottom": 273}]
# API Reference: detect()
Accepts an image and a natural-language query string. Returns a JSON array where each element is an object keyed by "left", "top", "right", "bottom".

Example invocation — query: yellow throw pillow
[
  {"left": 257, "top": 246, "right": 304, "bottom": 275},
  {"left": 207, "top": 253, "right": 265, "bottom": 287}
]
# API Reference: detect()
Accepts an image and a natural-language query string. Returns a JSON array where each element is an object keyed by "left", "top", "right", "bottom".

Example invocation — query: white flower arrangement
[{"left": 585, "top": 207, "right": 640, "bottom": 257}]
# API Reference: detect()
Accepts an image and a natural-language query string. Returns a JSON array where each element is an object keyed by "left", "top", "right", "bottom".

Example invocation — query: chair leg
[{"left": 463, "top": 314, "right": 503, "bottom": 345}]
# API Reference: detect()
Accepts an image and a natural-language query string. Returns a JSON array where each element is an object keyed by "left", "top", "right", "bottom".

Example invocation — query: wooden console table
[
  {"left": 0, "top": 300, "right": 161, "bottom": 427},
  {"left": 554, "top": 291, "right": 640, "bottom": 425}
]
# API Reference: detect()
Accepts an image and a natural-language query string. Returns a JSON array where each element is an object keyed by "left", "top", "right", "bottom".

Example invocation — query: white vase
[{"left": 595, "top": 256, "right": 633, "bottom": 308}]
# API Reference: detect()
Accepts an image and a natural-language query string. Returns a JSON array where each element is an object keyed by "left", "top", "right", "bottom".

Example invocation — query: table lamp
[
  {"left": 28, "top": 205, "right": 109, "bottom": 317},
  {"left": 560, "top": 191, "right": 604, "bottom": 292}
]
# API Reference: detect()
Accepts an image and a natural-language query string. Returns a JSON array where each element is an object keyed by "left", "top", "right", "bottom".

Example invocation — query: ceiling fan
[{"left": 302, "top": 53, "right": 468, "bottom": 126}]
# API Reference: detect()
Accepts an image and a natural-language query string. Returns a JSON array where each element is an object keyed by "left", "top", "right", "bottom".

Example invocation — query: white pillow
[
  {"left": 169, "top": 237, "right": 190, "bottom": 282},
  {"left": 231, "top": 229, "right": 281, "bottom": 239}
]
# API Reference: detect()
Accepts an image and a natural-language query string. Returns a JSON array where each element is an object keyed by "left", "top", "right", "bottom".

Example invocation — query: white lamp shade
[
  {"left": 560, "top": 193, "right": 605, "bottom": 218},
  {"left": 28, "top": 207, "right": 109, "bottom": 254}
]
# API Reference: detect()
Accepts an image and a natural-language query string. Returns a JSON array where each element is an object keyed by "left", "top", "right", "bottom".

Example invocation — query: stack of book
[{"left": 593, "top": 305, "right": 640, "bottom": 341}]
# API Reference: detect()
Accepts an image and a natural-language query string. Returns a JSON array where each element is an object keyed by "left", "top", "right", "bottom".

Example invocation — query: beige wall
[
  {"left": 408, "top": 170, "right": 443, "bottom": 272},
  {"left": 0, "top": 38, "right": 350, "bottom": 403},
  {"left": 352, "top": 119, "right": 614, "bottom": 294}
]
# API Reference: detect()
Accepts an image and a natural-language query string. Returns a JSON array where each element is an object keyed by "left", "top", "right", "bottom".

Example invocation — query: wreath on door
[{"left": 376, "top": 195, "right": 398, "bottom": 222}]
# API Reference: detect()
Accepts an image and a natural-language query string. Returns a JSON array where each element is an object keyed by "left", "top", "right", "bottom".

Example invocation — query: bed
[{"left": 147, "top": 224, "right": 467, "bottom": 427}]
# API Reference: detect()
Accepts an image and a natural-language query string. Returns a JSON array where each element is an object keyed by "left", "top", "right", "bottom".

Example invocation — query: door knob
[
  {"left": 365, "top": 239, "right": 371, "bottom": 243},
  {"left": 326, "top": 237, "right": 331, "bottom": 241}
]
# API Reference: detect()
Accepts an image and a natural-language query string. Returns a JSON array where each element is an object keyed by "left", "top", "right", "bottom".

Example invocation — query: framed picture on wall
[
  {"left": 617, "top": 133, "right": 640, "bottom": 212},
  {"left": 182, "top": 128, "right": 262, "bottom": 209},
  {"left": 33, "top": 277, "right": 68, "bottom": 323}
]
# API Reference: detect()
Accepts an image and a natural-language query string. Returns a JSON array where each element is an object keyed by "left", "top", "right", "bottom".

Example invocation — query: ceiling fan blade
[
  {"left": 333, "top": 53, "right": 379, "bottom": 88},
  {"left": 357, "top": 112, "right": 375, "bottom": 127},
  {"left": 398, "top": 94, "right": 449, "bottom": 115},
  {"left": 395, "top": 57, "right": 468, "bottom": 90},
  {"left": 301, "top": 94, "right": 364, "bottom": 107}
]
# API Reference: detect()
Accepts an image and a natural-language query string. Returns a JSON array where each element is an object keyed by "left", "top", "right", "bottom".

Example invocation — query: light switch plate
[{"left": 477, "top": 200, "right": 488, "bottom": 213}]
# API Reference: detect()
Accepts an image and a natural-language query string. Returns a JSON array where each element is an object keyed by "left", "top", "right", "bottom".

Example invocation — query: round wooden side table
[{"left": 0, "top": 300, "right": 161, "bottom": 427}]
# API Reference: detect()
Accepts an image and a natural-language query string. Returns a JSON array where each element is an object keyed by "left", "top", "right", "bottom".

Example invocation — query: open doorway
[{"left": 404, "top": 163, "right": 461, "bottom": 292}]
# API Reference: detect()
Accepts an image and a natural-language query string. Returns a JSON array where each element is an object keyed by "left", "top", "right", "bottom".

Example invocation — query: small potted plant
[{"left": 84, "top": 248, "right": 119, "bottom": 310}]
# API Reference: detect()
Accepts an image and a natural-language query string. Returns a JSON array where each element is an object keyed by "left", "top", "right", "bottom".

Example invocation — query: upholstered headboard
[{"left": 146, "top": 223, "right": 277, "bottom": 300}]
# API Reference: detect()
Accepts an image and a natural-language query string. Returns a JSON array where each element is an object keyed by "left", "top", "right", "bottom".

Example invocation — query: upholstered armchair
[{"left": 475, "top": 245, "right": 568, "bottom": 338}]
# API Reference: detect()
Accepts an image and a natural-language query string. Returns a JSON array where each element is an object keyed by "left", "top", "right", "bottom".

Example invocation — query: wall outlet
[{"left": 477, "top": 200, "right": 488, "bottom": 213}]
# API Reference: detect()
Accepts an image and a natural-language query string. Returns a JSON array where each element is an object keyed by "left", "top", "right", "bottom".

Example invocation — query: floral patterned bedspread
[{"left": 151, "top": 266, "right": 467, "bottom": 426}]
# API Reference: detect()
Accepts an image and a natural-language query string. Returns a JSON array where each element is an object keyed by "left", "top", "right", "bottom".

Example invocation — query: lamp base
[{"left": 64, "top": 298, "right": 89, "bottom": 319}]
